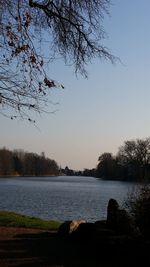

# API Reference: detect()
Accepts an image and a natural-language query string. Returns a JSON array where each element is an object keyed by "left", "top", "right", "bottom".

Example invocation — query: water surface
[{"left": 0, "top": 176, "right": 137, "bottom": 221}]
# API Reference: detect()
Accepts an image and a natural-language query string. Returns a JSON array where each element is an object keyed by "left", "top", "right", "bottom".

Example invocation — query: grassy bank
[{"left": 0, "top": 210, "right": 61, "bottom": 230}]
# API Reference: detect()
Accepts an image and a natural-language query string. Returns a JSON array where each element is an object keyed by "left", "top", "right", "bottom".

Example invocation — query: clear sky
[{"left": 1, "top": 0, "right": 150, "bottom": 170}]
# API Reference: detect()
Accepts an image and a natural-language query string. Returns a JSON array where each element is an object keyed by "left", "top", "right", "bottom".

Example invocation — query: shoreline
[
  {"left": 0, "top": 211, "right": 150, "bottom": 266},
  {"left": 0, "top": 225, "right": 149, "bottom": 267},
  {"left": 0, "top": 174, "right": 60, "bottom": 178}
]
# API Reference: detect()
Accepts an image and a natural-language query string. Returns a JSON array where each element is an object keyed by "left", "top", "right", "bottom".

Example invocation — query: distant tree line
[
  {"left": 61, "top": 166, "right": 82, "bottom": 177},
  {"left": 0, "top": 148, "right": 60, "bottom": 176},
  {"left": 96, "top": 138, "right": 150, "bottom": 181},
  {"left": 65, "top": 138, "right": 150, "bottom": 182},
  {"left": 81, "top": 138, "right": 150, "bottom": 182}
]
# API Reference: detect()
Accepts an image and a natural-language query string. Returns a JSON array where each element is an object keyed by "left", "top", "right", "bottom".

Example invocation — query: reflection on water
[{"left": 0, "top": 176, "right": 138, "bottom": 221}]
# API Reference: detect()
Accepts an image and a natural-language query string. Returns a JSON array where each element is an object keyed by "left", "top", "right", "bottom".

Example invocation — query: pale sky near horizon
[{"left": 1, "top": 0, "right": 150, "bottom": 170}]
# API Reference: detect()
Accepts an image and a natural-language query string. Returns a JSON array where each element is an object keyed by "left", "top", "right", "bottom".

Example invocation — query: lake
[{"left": 0, "top": 176, "right": 138, "bottom": 222}]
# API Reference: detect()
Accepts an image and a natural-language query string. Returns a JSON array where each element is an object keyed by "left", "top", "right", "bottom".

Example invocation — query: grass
[{"left": 0, "top": 210, "right": 61, "bottom": 230}]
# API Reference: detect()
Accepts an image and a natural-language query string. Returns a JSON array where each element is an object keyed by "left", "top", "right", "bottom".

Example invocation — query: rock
[
  {"left": 70, "top": 219, "right": 86, "bottom": 233},
  {"left": 107, "top": 198, "right": 140, "bottom": 236},
  {"left": 72, "top": 222, "right": 95, "bottom": 239},
  {"left": 94, "top": 220, "right": 115, "bottom": 238},
  {"left": 107, "top": 198, "right": 119, "bottom": 230},
  {"left": 73, "top": 221, "right": 115, "bottom": 241},
  {"left": 58, "top": 219, "right": 86, "bottom": 236},
  {"left": 94, "top": 220, "right": 107, "bottom": 228},
  {"left": 58, "top": 221, "right": 71, "bottom": 236}
]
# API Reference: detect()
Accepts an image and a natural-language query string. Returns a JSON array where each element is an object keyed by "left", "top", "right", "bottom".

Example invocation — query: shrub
[{"left": 124, "top": 185, "right": 150, "bottom": 237}]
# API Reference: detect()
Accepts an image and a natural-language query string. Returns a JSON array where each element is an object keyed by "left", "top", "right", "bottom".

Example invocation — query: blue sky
[{"left": 1, "top": 0, "right": 150, "bottom": 170}]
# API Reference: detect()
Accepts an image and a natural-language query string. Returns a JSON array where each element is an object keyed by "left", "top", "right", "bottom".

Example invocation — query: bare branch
[{"left": 0, "top": 0, "right": 115, "bottom": 121}]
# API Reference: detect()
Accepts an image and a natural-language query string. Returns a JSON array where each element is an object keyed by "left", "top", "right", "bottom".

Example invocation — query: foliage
[
  {"left": 96, "top": 153, "right": 118, "bottom": 179},
  {"left": 95, "top": 138, "right": 150, "bottom": 181},
  {"left": 124, "top": 185, "right": 150, "bottom": 237},
  {"left": 0, "top": 147, "right": 60, "bottom": 176},
  {"left": 61, "top": 137, "right": 150, "bottom": 181},
  {"left": 117, "top": 138, "right": 150, "bottom": 180},
  {"left": 61, "top": 166, "right": 96, "bottom": 177},
  {"left": 117, "top": 138, "right": 150, "bottom": 167},
  {"left": 82, "top": 168, "right": 96, "bottom": 177},
  {"left": 0, "top": 0, "right": 114, "bottom": 121},
  {"left": 0, "top": 210, "right": 61, "bottom": 230},
  {"left": 0, "top": 148, "right": 14, "bottom": 175}
]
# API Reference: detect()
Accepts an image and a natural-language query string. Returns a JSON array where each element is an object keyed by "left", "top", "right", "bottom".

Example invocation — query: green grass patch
[{"left": 0, "top": 210, "right": 61, "bottom": 230}]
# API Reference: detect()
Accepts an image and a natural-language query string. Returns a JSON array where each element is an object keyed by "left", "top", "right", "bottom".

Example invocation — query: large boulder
[
  {"left": 71, "top": 222, "right": 95, "bottom": 240},
  {"left": 58, "top": 220, "right": 71, "bottom": 236},
  {"left": 58, "top": 219, "right": 86, "bottom": 237},
  {"left": 107, "top": 198, "right": 140, "bottom": 236},
  {"left": 70, "top": 219, "right": 86, "bottom": 233},
  {"left": 107, "top": 198, "right": 119, "bottom": 230}
]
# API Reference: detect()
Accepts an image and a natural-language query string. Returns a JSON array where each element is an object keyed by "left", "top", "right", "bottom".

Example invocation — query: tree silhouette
[
  {"left": 0, "top": 0, "right": 115, "bottom": 121},
  {"left": 117, "top": 138, "right": 150, "bottom": 180},
  {"left": 96, "top": 153, "right": 117, "bottom": 179},
  {"left": 0, "top": 147, "right": 59, "bottom": 176}
]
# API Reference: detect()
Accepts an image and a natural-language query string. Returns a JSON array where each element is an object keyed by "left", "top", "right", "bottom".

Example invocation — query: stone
[
  {"left": 107, "top": 198, "right": 119, "bottom": 230},
  {"left": 69, "top": 219, "right": 86, "bottom": 233},
  {"left": 107, "top": 198, "right": 140, "bottom": 236},
  {"left": 58, "top": 221, "right": 71, "bottom": 236},
  {"left": 58, "top": 219, "right": 86, "bottom": 236},
  {"left": 71, "top": 222, "right": 95, "bottom": 240}
]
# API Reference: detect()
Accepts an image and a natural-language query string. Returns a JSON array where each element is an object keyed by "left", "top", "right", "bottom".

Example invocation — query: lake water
[{"left": 0, "top": 176, "right": 138, "bottom": 222}]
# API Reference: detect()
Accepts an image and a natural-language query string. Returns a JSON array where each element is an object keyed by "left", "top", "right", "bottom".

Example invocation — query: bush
[{"left": 124, "top": 185, "right": 150, "bottom": 237}]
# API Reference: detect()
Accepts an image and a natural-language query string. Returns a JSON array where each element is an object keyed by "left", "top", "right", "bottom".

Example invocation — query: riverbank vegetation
[
  {"left": 78, "top": 137, "right": 150, "bottom": 182},
  {"left": 1, "top": 137, "right": 150, "bottom": 181},
  {"left": 0, "top": 148, "right": 60, "bottom": 176},
  {"left": 96, "top": 138, "right": 150, "bottom": 181},
  {"left": 125, "top": 185, "right": 150, "bottom": 238},
  {"left": 0, "top": 210, "right": 60, "bottom": 230}
]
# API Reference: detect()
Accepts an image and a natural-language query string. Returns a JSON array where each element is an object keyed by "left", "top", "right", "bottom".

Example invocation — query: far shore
[{"left": 0, "top": 174, "right": 60, "bottom": 178}]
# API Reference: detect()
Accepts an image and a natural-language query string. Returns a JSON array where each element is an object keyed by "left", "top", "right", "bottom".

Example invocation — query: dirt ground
[
  {"left": 0, "top": 226, "right": 150, "bottom": 267},
  {"left": 0, "top": 227, "right": 64, "bottom": 267}
]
